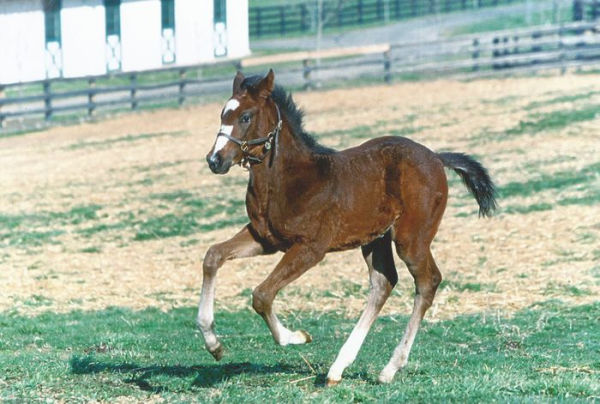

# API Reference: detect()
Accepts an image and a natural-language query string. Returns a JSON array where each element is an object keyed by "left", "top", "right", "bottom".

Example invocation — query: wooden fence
[
  {"left": 1, "top": 21, "right": 599, "bottom": 131},
  {"left": 0, "top": 59, "right": 242, "bottom": 129},
  {"left": 249, "top": 0, "right": 518, "bottom": 38},
  {"left": 574, "top": 0, "right": 600, "bottom": 20},
  {"left": 388, "top": 21, "right": 600, "bottom": 77}
]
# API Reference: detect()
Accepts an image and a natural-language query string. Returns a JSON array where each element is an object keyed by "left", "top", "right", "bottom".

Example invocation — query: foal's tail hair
[{"left": 438, "top": 152, "right": 498, "bottom": 217}]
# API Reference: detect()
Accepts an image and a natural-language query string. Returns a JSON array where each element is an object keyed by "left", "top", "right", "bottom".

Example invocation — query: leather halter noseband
[{"left": 216, "top": 102, "right": 282, "bottom": 169}]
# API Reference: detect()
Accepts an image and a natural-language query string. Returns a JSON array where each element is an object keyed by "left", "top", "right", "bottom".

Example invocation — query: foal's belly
[{"left": 328, "top": 193, "right": 401, "bottom": 251}]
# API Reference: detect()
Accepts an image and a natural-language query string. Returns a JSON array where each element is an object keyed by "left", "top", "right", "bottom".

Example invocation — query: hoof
[
  {"left": 300, "top": 330, "right": 313, "bottom": 344},
  {"left": 326, "top": 377, "right": 341, "bottom": 387},
  {"left": 377, "top": 370, "right": 395, "bottom": 384},
  {"left": 209, "top": 343, "right": 224, "bottom": 361}
]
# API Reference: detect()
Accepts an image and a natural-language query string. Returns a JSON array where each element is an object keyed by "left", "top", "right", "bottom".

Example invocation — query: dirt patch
[{"left": 1, "top": 74, "right": 599, "bottom": 320}]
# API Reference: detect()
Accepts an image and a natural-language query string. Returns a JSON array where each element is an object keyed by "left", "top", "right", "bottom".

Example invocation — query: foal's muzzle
[{"left": 206, "top": 152, "right": 231, "bottom": 174}]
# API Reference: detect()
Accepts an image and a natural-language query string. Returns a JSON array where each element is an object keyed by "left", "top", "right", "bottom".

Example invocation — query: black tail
[{"left": 438, "top": 152, "right": 498, "bottom": 217}]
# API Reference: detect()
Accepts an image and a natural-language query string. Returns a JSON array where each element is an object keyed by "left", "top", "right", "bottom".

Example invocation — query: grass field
[
  {"left": 1, "top": 74, "right": 600, "bottom": 401},
  {"left": 2, "top": 302, "right": 599, "bottom": 401}
]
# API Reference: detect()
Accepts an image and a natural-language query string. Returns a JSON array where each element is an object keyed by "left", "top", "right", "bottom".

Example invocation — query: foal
[{"left": 198, "top": 70, "right": 497, "bottom": 385}]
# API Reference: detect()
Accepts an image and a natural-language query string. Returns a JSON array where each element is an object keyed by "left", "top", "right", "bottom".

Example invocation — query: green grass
[
  {"left": 1, "top": 188, "right": 249, "bottom": 249},
  {"left": 449, "top": 5, "right": 573, "bottom": 36},
  {"left": 543, "top": 282, "right": 593, "bottom": 297},
  {"left": 0, "top": 204, "right": 103, "bottom": 248},
  {"left": 440, "top": 280, "right": 497, "bottom": 292},
  {"left": 1, "top": 301, "right": 599, "bottom": 401},
  {"left": 473, "top": 104, "right": 600, "bottom": 145},
  {"left": 496, "top": 160, "right": 600, "bottom": 214},
  {"left": 498, "top": 162, "right": 600, "bottom": 198},
  {"left": 524, "top": 90, "right": 600, "bottom": 111},
  {"left": 506, "top": 105, "right": 600, "bottom": 137}
]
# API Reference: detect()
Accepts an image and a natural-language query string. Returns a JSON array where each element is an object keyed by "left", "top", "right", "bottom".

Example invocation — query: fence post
[
  {"left": 303, "top": 59, "right": 313, "bottom": 90},
  {"left": 396, "top": 0, "right": 403, "bottom": 18},
  {"left": 358, "top": 0, "right": 363, "bottom": 24},
  {"left": 88, "top": 78, "right": 96, "bottom": 117},
  {"left": 472, "top": 38, "right": 480, "bottom": 71},
  {"left": 130, "top": 73, "right": 138, "bottom": 110},
  {"left": 256, "top": 8, "right": 262, "bottom": 37},
  {"left": 43, "top": 80, "right": 52, "bottom": 121},
  {"left": 178, "top": 68, "right": 187, "bottom": 106},
  {"left": 384, "top": 49, "right": 392, "bottom": 83},
  {"left": 573, "top": 0, "right": 583, "bottom": 21},
  {"left": 300, "top": 4, "right": 308, "bottom": 32},
  {"left": 0, "top": 85, "right": 5, "bottom": 128},
  {"left": 559, "top": 26, "right": 566, "bottom": 74}
]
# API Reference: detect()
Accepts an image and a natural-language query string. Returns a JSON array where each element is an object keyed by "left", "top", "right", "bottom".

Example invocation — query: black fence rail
[
  {"left": 2, "top": 22, "right": 599, "bottom": 132},
  {"left": 387, "top": 21, "right": 600, "bottom": 78},
  {"left": 249, "top": 0, "right": 517, "bottom": 38},
  {"left": 0, "top": 60, "right": 242, "bottom": 130}
]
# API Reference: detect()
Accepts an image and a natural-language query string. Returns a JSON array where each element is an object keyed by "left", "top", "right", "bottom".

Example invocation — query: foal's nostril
[{"left": 207, "top": 153, "right": 222, "bottom": 171}]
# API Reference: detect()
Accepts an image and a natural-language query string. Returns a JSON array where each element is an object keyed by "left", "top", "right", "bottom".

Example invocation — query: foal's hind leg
[
  {"left": 326, "top": 232, "right": 397, "bottom": 386},
  {"left": 197, "top": 225, "right": 269, "bottom": 360},
  {"left": 378, "top": 247, "right": 442, "bottom": 383}
]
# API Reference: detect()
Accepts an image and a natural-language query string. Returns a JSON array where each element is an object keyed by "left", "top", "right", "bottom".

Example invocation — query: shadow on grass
[{"left": 70, "top": 355, "right": 310, "bottom": 391}]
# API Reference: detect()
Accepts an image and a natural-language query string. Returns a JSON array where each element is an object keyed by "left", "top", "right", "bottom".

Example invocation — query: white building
[{"left": 0, "top": 0, "right": 250, "bottom": 84}]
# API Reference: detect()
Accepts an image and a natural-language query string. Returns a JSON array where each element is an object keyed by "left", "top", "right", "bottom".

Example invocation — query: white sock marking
[
  {"left": 327, "top": 327, "right": 368, "bottom": 381},
  {"left": 276, "top": 321, "right": 308, "bottom": 346}
]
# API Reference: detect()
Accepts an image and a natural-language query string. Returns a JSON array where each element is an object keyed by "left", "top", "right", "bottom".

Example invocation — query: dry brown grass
[{"left": 1, "top": 74, "right": 599, "bottom": 320}]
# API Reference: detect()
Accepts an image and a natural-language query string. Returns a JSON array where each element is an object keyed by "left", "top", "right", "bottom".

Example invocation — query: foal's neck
[
  {"left": 255, "top": 121, "right": 313, "bottom": 173},
  {"left": 248, "top": 122, "right": 314, "bottom": 200}
]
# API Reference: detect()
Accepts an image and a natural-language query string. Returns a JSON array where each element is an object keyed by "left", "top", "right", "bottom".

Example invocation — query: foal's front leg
[
  {"left": 252, "top": 244, "right": 326, "bottom": 346},
  {"left": 197, "top": 225, "right": 267, "bottom": 360}
]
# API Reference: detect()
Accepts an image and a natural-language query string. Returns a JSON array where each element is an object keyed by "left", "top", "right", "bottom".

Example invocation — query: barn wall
[
  {"left": 226, "top": 0, "right": 250, "bottom": 60},
  {"left": 61, "top": 0, "right": 106, "bottom": 77},
  {"left": 174, "top": 0, "right": 214, "bottom": 64},
  {"left": 0, "top": 0, "right": 46, "bottom": 83},
  {"left": 0, "top": 0, "right": 250, "bottom": 84},
  {"left": 120, "top": 0, "right": 163, "bottom": 71}
]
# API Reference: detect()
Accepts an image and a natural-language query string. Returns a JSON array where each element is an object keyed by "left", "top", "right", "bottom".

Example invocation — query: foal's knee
[
  {"left": 252, "top": 287, "right": 271, "bottom": 315},
  {"left": 203, "top": 245, "right": 224, "bottom": 274}
]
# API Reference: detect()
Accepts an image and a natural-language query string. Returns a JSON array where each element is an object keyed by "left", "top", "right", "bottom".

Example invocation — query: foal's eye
[{"left": 240, "top": 114, "right": 251, "bottom": 124}]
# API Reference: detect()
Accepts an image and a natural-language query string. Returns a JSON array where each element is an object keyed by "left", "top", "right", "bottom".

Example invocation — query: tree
[{"left": 313, "top": 0, "right": 347, "bottom": 86}]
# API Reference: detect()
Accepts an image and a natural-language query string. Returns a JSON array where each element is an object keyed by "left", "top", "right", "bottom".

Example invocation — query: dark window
[
  {"left": 44, "top": 0, "right": 61, "bottom": 43},
  {"left": 161, "top": 0, "right": 175, "bottom": 29},
  {"left": 214, "top": 0, "right": 226, "bottom": 24},
  {"left": 105, "top": 0, "right": 121, "bottom": 36}
]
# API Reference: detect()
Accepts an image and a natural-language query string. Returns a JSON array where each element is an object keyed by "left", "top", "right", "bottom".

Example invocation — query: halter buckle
[{"left": 240, "top": 141, "right": 249, "bottom": 152}]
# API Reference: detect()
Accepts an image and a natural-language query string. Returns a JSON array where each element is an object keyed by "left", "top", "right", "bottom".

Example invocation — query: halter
[{"left": 216, "top": 102, "right": 282, "bottom": 169}]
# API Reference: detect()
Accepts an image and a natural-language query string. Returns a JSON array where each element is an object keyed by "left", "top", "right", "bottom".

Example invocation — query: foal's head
[{"left": 206, "top": 69, "right": 279, "bottom": 174}]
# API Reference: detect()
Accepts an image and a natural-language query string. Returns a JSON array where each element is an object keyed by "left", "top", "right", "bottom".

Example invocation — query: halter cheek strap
[{"left": 216, "top": 103, "right": 282, "bottom": 169}]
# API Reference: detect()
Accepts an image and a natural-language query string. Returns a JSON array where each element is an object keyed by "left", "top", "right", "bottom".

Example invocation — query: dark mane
[{"left": 241, "top": 75, "right": 335, "bottom": 155}]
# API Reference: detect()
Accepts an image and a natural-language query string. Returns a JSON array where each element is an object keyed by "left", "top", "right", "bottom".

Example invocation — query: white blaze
[
  {"left": 222, "top": 99, "right": 240, "bottom": 117},
  {"left": 213, "top": 125, "right": 233, "bottom": 153}
]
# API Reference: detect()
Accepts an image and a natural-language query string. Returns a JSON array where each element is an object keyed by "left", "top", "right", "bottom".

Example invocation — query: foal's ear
[
  {"left": 257, "top": 69, "right": 275, "bottom": 99},
  {"left": 233, "top": 71, "right": 245, "bottom": 95}
]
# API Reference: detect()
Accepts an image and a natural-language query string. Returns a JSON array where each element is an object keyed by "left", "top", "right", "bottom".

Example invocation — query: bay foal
[{"left": 198, "top": 70, "right": 497, "bottom": 385}]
